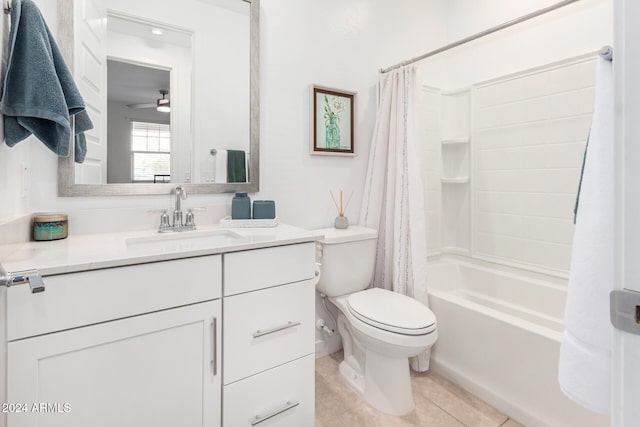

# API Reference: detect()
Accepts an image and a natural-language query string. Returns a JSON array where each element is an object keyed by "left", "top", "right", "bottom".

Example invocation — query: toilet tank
[{"left": 315, "top": 226, "right": 378, "bottom": 297}]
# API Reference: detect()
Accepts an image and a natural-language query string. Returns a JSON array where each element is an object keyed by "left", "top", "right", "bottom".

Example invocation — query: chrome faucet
[
  {"left": 159, "top": 186, "right": 196, "bottom": 233},
  {"left": 173, "top": 185, "right": 187, "bottom": 227}
]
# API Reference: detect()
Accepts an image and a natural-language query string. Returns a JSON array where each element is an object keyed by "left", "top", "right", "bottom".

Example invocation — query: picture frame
[{"left": 310, "top": 85, "right": 356, "bottom": 156}]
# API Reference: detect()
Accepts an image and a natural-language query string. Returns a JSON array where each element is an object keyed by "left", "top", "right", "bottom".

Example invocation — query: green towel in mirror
[{"left": 227, "top": 150, "right": 247, "bottom": 183}]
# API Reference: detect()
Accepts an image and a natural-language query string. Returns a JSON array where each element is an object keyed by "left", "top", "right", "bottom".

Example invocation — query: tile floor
[{"left": 315, "top": 351, "right": 525, "bottom": 427}]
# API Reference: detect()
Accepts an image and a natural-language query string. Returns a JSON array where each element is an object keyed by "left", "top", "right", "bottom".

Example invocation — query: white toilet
[{"left": 315, "top": 226, "right": 438, "bottom": 416}]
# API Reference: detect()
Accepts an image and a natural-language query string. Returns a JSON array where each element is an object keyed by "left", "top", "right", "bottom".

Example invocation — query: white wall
[
  {"left": 17, "top": 0, "right": 448, "bottom": 231},
  {"left": 257, "top": 0, "right": 447, "bottom": 230},
  {"left": 0, "top": 2, "right": 612, "bottom": 238},
  {"left": 0, "top": 142, "right": 28, "bottom": 221},
  {"left": 432, "top": 0, "right": 612, "bottom": 90}
]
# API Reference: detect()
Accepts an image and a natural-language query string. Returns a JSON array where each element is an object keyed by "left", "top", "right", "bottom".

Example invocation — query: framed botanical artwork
[{"left": 310, "top": 85, "right": 356, "bottom": 156}]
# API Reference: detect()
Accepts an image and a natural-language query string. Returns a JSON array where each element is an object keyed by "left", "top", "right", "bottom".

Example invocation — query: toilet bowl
[{"left": 315, "top": 226, "right": 438, "bottom": 416}]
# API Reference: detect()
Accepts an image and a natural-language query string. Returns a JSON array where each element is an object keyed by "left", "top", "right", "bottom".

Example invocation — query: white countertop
[{"left": 1, "top": 223, "right": 324, "bottom": 276}]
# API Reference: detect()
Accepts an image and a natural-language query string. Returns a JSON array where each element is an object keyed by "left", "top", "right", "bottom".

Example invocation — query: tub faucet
[{"left": 158, "top": 186, "right": 196, "bottom": 233}]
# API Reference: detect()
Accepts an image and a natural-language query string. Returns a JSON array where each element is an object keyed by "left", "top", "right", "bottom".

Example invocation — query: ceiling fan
[{"left": 127, "top": 89, "right": 170, "bottom": 112}]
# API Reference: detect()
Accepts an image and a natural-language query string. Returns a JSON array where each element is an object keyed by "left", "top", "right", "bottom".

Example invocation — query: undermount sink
[{"left": 126, "top": 229, "right": 243, "bottom": 249}]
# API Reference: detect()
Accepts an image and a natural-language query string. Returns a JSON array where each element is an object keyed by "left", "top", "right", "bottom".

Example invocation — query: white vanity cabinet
[
  {"left": 223, "top": 243, "right": 316, "bottom": 427},
  {"left": 1, "top": 229, "right": 320, "bottom": 427},
  {"left": 5, "top": 255, "right": 223, "bottom": 427}
]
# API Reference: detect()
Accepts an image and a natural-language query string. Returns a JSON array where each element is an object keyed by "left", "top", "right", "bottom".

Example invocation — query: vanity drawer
[
  {"left": 223, "top": 280, "right": 315, "bottom": 384},
  {"left": 7, "top": 255, "right": 222, "bottom": 341},
  {"left": 224, "top": 243, "right": 315, "bottom": 296},
  {"left": 223, "top": 354, "right": 314, "bottom": 427}
]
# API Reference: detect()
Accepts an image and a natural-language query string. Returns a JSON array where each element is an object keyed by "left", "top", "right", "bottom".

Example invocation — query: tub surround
[{"left": 0, "top": 223, "right": 321, "bottom": 427}]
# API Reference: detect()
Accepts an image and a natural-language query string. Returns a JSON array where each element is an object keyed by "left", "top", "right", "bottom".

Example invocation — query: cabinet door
[{"left": 7, "top": 300, "right": 221, "bottom": 427}]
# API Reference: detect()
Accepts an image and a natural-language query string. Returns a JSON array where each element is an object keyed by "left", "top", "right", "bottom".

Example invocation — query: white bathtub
[{"left": 427, "top": 259, "right": 610, "bottom": 427}]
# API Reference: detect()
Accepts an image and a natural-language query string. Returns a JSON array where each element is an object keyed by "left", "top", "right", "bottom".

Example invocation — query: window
[{"left": 131, "top": 121, "right": 171, "bottom": 182}]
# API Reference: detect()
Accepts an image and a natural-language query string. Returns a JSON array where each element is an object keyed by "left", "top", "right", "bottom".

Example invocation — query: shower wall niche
[{"left": 441, "top": 89, "right": 471, "bottom": 255}]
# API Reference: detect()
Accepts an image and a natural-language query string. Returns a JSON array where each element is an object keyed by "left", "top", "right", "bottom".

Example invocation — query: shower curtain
[{"left": 359, "top": 65, "right": 430, "bottom": 371}]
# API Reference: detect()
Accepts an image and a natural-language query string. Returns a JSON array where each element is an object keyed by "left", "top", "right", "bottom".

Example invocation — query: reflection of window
[{"left": 131, "top": 121, "right": 170, "bottom": 182}]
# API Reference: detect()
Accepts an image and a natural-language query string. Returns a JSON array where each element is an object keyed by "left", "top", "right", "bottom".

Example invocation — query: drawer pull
[
  {"left": 253, "top": 321, "right": 301, "bottom": 338},
  {"left": 211, "top": 317, "right": 217, "bottom": 375},
  {"left": 250, "top": 400, "right": 300, "bottom": 426}
]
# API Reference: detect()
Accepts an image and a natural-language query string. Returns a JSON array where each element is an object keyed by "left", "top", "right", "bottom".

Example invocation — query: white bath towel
[
  {"left": 558, "top": 56, "right": 613, "bottom": 415},
  {"left": 213, "top": 149, "right": 228, "bottom": 183}
]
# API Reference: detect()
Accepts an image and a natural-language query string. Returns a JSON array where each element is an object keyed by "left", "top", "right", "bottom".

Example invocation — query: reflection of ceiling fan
[{"left": 127, "top": 89, "right": 171, "bottom": 112}]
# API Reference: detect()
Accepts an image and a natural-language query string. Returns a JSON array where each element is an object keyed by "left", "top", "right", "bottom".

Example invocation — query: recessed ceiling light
[{"left": 151, "top": 28, "right": 164, "bottom": 36}]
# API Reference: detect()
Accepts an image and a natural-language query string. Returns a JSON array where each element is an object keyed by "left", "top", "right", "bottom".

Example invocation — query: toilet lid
[{"left": 347, "top": 288, "right": 436, "bottom": 335}]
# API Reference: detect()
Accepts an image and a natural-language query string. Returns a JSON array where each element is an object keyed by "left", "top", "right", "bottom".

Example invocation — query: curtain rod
[{"left": 380, "top": 0, "right": 581, "bottom": 74}]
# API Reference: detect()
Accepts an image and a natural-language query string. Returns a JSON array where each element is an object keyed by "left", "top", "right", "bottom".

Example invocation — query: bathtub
[{"left": 427, "top": 259, "right": 610, "bottom": 427}]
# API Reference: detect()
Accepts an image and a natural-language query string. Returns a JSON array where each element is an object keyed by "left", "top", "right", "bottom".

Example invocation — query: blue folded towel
[{"left": 1, "top": 0, "right": 92, "bottom": 163}]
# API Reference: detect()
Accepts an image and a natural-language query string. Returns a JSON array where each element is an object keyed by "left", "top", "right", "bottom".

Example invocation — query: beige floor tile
[
  {"left": 315, "top": 352, "right": 511, "bottom": 427},
  {"left": 500, "top": 419, "right": 526, "bottom": 427},
  {"left": 412, "top": 371, "right": 508, "bottom": 427}
]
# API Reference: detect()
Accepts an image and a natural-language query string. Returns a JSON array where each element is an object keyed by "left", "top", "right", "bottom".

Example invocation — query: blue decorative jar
[
  {"left": 231, "top": 192, "right": 251, "bottom": 219},
  {"left": 253, "top": 200, "right": 276, "bottom": 219}
]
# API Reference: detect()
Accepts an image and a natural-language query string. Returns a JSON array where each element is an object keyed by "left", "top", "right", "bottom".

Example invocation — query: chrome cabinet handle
[
  {"left": 252, "top": 321, "right": 301, "bottom": 338},
  {"left": 250, "top": 401, "right": 300, "bottom": 426},
  {"left": 211, "top": 317, "right": 217, "bottom": 375}
]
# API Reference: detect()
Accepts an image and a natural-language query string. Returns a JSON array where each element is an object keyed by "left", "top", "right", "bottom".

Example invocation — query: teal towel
[
  {"left": 573, "top": 131, "right": 590, "bottom": 224},
  {"left": 73, "top": 110, "right": 91, "bottom": 163},
  {"left": 1, "top": 0, "right": 93, "bottom": 163},
  {"left": 227, "top": 150, "right": 247, "bottom": 183}
]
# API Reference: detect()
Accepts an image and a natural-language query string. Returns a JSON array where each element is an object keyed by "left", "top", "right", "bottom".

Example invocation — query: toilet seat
[{"left": 347, "top": 288, "right": 436, "bottom": 335}]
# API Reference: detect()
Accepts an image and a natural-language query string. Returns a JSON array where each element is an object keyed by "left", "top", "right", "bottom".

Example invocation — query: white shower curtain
[{"left": 359, "top": 66, "right": 430, "bottom": 371}]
